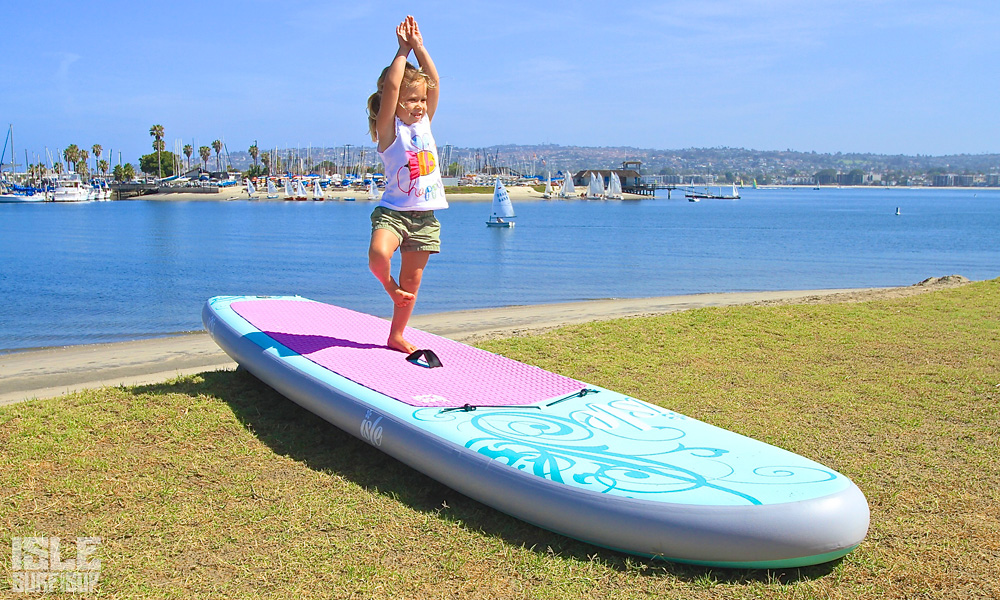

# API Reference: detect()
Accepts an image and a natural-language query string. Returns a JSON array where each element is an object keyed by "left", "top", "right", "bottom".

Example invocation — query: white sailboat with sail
[
  {"left": 606, "top": 172, "right": 623, "bottom": 200},
  {"left": 313, "top": 180, "right": 325, "bottom": 200},
  {"left": 559, "top": 172, "right": 575, "bottom": 198},
  {"left": 367, "top": 180, "right": 379, "bottom": 201},
  {"left": 245, "top": 178, "right": 256, "bottom": 198},
  {"left": 486, "top": 177, "right": 515, "bottom": 227},
  {"left": 587, "top": 171, "right": 605, "bottom": 199},
  {"left": 542, "top": 172, "right": 553, "bottom": 199},
  {"left": 266, "top": 178, "right": 278, "bottom": 199},
  {"left": 294, "top": 179, "right": 307, "bottom": 201},
  {"left": 284, "top": 178, "right": 294, "bottom": 200}
]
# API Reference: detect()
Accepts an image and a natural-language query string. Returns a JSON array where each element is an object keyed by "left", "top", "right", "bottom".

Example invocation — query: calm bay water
[{"left": 1, "top": 187, "right": 998, "bottom": 352}]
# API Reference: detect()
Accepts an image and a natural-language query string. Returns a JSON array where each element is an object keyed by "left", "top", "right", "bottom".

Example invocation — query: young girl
[{"left": 367, "top": 16, "right": 446, "bottom": 355}]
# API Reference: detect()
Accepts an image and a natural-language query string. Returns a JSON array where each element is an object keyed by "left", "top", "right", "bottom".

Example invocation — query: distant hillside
[{"left": 226, "top": 144, "right": 1000, "bottom": 182}]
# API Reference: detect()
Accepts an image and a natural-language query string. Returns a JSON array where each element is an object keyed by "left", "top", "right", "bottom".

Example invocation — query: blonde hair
[{"left": 367, "top": 62, "right": 435, "bottom": 142}]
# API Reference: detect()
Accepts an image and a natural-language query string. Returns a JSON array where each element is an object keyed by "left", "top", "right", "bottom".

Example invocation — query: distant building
[
  {"left": 933, "top": 174, "right": 954, "bottom": 187},
  {"left": 572, "top": 169, "right": 641, "bottom": 187}
]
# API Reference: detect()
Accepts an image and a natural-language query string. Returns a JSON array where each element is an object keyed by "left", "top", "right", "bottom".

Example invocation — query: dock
[
  {"left": 622, "top": 183, "right": 658, "bottom": 197},
  {"left": 111, "top": 182, "right": 159, "bottom": 199}
]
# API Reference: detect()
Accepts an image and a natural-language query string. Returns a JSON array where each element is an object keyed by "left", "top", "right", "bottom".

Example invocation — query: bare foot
[
  {"left": 386, "top": 285, "right": 415, "bottom": 307},
  {"left": 387, "top": 333, "right": 418, "bottom": 354}
]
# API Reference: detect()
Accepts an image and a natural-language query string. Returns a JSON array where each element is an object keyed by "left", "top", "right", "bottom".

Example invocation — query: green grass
[
  {"left": 444, "top": 186, "right": 493, "bottom": 194},
  {"left": 2, "top": 279, "right": 998, "bottom": 598}
]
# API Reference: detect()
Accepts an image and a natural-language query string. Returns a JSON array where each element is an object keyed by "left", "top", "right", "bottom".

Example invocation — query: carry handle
[{"left": 406, "top": 349, "right": 443, "bottom": 369}]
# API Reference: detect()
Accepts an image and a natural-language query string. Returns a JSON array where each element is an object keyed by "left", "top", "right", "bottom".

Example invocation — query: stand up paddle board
[{"left": 203, "top": 295, "right": 869, "bottom": 568}]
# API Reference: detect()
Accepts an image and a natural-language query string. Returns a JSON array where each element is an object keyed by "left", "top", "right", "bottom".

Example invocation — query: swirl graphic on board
[{"left": 414, "top": 397, "right": 840, "bottom": 506}]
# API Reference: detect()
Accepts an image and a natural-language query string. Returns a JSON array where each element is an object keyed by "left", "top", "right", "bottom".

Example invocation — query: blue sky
[{"left": 4, "top": 0, "right": 998, "bottom": 167}]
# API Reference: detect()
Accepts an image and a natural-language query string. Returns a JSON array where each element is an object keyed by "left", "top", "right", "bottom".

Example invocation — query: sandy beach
[
  {"left": 140, "top": 183, "right": 630, "bottom": 203},
  {"left": 0, "top": 277, "right": 969, "bottom": 406}
]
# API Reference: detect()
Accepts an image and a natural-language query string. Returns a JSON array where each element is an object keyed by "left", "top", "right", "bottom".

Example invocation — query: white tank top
[{"left": 377, "top": 116, "right": 448, "bottom": 211}]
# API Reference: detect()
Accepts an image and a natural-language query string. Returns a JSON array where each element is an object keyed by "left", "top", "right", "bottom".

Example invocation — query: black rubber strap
[{"left": 406, "top": 349, "right": 443, "bottom": 368}]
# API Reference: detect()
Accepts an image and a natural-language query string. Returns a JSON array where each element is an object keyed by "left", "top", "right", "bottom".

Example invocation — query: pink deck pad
[{"left": 231, "top": 299, "right": 584, "bottom": 408}]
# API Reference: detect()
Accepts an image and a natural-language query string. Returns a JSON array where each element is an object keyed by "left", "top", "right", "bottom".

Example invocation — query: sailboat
[
  {"left": 284, "top": 178, "right": 294, "bottom": 200},
  {"left": 586, "top": 171, "right": 605, "bottom": 199},
  {"left": 606, "top": 172, "right": 623, "bottom": 200},
  {"left": 313, "top": 180, "right": 325, "bottom": 200},
  {"left": 245, "top": 178, "right": 256, "bottom": 198},
  {"left": 294, "top": 179, "right": 307, "bottom": 201},
  {"left": 266, "top": 178, "right": 278, "bottom": 199},
  {"left": 486, "top": 177, "right": 515, "bottom": 227},
  {"left": 559, "top": 172, "right": 575, "bottom": 198},
  {"left": 367, "top": 180, "right": 379, "bottom": 201},
  {"left": 542, "top": 172, "right": 553, "bottom": 199},
  {"left": 686, "top": 183, "right": 740, "bottom": 201}
]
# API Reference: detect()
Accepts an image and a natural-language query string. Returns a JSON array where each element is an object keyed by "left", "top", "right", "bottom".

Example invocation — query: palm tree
[
  {"left": 91, "top": 144, "right": 103, "bottom": 175},
  {"left": 183, "top": 144, "right": 193, "bottom": 170},
  {"left": 98, "top": 159, "right": 109, "bottom": 176},
  {"left": 199, "top": 146, "right": 211, "bottom": 171},
  {"left": 248, "top": 143, "right": 259, "bottom": 168},
  {"left": 63, "top": 144, "right": 80, "bottom": 172},
  {"left": 260, "top": 152, "right": 271, "bottom": 175},
  {"left": 77, "top": 149, "right": 89, "bottom": 175},
  {"left": 211, "top": 139, "right": 222, "bottom": 171},
  {"left": 149, "top": 124, "right": 164, "bottom": 179}
]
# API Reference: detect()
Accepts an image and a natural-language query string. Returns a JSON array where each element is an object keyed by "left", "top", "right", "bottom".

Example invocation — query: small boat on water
[
  {"left": 52, "top": 173, "right": 94, "bottom": 202},
  {"left": 0, "top": 180, "right": 46, "bottom": 203},
  {"left": 685, "top": 183, "right": 740, "bottom": 201},
  {"left": 266, "top": 178, "right": 278, "bottom": 199},
  {"left": 486, "top": 177, "right": 515, "bottom": 227},
  {"left": 294, "top": 179, "right": 308, "bottom": 201}
]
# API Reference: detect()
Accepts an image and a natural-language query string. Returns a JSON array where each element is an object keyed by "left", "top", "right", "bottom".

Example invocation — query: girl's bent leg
[
  {"left": 369, "top": 229, "right": 414, "bottom": 307},
  {"left": 387, "top": 250, "right": 431, "bottom": 354}
]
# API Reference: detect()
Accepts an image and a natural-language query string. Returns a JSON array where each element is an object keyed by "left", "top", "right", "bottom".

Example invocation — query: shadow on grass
[{"left": 135, "top": 368, "right": 841, "bottom": 584}]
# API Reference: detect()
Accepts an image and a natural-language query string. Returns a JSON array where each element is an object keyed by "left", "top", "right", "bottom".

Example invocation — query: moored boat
[{"left": 51, "top": 173, "right": 94, "bottom": 202}]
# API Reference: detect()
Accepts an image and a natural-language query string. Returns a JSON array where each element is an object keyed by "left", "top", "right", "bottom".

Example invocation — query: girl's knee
[{"left": 398, "top": 270, "right": 423, "bottom": 292}]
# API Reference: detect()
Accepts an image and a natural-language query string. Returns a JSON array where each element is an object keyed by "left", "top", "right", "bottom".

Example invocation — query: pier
[
  {"left": 622, "top": 183, "right": 658, "bottom": 196},
  {"left": 111, "top": 182, "right": 159, "bottom": 199}
]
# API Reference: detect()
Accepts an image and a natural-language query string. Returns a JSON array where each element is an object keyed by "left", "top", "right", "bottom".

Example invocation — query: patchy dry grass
[{"left": 1, "top": 279, "right": 998, "bottom": 598}]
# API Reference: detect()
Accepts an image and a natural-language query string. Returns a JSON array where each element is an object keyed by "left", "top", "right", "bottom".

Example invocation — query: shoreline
[
  {"left": 139, "top": 184, "right": 600, "bottom": 203},
  {"left": 0, "top": 278, "right": 971, "bottom": 407},
  {"left": 132, "top": 184, "right": 1000, "bottom": 203}
]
